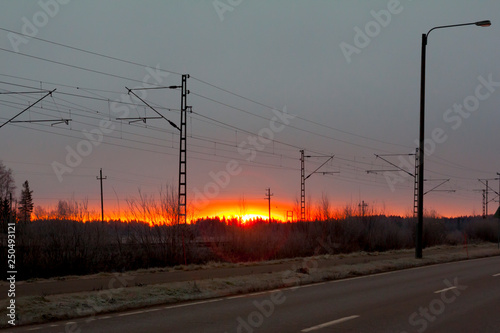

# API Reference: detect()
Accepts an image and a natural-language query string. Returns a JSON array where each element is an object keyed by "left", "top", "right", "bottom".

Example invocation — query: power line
[
  {"left": 0, "top": 47, "right": 152, "bottom": 85},
  {"left": 191, "top": 75, "right": 413, "bottom": 150},
  {"left": 0, "top": 27, "right": 182, "bottom": 76},
  {"left": 191, "top": 91, "right": 401, "bottom": 153}
]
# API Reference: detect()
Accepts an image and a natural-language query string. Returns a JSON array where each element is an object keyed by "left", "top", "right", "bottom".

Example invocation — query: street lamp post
[{"left": 416, "top": 20, "right": 491, "bottom": 259}]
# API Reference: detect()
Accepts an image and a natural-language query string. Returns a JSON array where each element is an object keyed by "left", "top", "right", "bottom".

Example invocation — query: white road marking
[
  {"left": 493, "top": 273, "right": 500, "bottom": 277},
  {"left": 100, "top": 316, "right": 112, "bottom": 319},
  {"left": 434, "top": 286, "right": 457, "bottom": 294},
  {"left": 301, "top": 315, "right": 360, "bottom": 332}
]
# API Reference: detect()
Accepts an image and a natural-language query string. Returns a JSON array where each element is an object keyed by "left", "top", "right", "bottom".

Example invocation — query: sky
[{"left": 1, "top": 0, "right": 499, "bottom": 221}]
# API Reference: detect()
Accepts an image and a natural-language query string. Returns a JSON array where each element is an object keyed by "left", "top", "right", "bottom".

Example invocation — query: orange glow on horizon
[
  {"left": 192, "top": 198, "right": 288, "bottom": 222},
  {"left": 32, "top": 196, "right": 483, "bottom": 223}
]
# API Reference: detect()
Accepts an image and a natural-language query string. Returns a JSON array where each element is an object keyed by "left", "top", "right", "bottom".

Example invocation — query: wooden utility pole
[
  {"left": 265, "top": 188, "right": 273, "bottom": 222},
  {"left": 358, "top": 200, "right": 368, "bottom": 218},
  {"left": 97, "top": 168, "right": 107, "bottom": 222}
]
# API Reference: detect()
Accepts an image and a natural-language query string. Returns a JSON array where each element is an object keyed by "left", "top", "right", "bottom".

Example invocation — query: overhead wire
[{"left": 0, "top": 26, "right": 491, "bottom": 203}]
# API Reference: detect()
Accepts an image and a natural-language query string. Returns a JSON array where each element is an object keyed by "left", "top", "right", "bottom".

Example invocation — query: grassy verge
[{"left": 1, "top": 243, "right": 499, "bottom": 328}]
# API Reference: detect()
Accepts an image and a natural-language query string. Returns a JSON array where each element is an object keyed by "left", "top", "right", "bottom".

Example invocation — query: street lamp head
[{"left": 475, "top": 20, "right": 491, "bottom": 27}]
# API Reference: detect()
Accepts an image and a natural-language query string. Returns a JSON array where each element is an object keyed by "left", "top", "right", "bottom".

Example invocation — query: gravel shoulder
[{"left": 1, "top": 243, "right": 498, "bottom": 327}]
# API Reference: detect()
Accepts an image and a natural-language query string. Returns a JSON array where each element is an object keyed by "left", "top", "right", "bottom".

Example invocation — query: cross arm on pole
[
  {"left": 115, "top": 116, "right": 163, "bottom": 124},
  {"left": 478, "top": 178, "right": 500, "bottom": 196},
  {"left": 305, "top": 155, "right": 334, "bottom": 180},
  {"left": 423, "top": 179, "right": 453, "bottom": 195},
  {"left": 366, "top": 169, "right": 401, "bottom": 174},
  {"left": 129, "top": 86, "right": 181, "bottom": 91},
  {"left": 125, "top": 87, "right": 180, "bottom": 131},
  {"left": 9, "top": 118, "right": 72, "bottom": 126},
  {"left": 0, "top": 89, "right": 56, "bottom": 129},
  {"left": 374, "top": 154, "right": 415, "bottom": 178}
]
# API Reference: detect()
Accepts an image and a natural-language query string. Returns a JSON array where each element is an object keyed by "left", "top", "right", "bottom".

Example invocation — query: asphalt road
[{"left": 4, "top": 256, "right": 500, "bottom": 333}]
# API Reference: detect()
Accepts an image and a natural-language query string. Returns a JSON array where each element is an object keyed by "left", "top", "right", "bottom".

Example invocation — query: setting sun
[{"left": 241, "top": 214, "right": 269, "bottom": 223}]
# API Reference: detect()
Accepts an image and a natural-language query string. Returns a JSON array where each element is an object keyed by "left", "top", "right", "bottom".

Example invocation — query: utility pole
[
  {"left": 265, "top": 188, "right": 273, "bottom": 222},
  {"left": 122, "top": 75, "right": 191, "bottom": 265},
  {"left": 496, "top": 173, "right": 500, "bottom": 249},
  {"left": 478, "top": 178, "right": 500, "bottom": 218},
  {"left": 358, "top": 200, "right": 368, "bottom": 218},
  {"left": 485, "top": 180, "right": 488, "bottom": 218},
  {"left": 414, "top": 148, "right": 419, "bottom": 217},
  {"left": 367, "top": 151, "right": 454, "bottom": 215},
  {"left": 497, "top": 173, "right": 500, "bottom": 206},
  {"left": 178, "top": 75, "right": 189, "bottom": 227},
  {"left": 498, "top": 173, "right": 500, "bottom": 203},
  {"left": 366, "top": 151, "right": 418, "bottom": 215},
  {"left": 300, "top": 150, "right": 337, "bottom": 221},
  {"left": 483, "top": 189, "right": 487, "bottom": 218},
  {"left": 97, "top": 168, "right": 107, "bottom": 222},
  {"left": 300, "top": 150, "right": 305, "bottom": 221}
]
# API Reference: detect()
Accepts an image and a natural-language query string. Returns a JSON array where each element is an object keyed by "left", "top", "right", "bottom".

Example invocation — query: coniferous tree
[
  {"left": 0, "top": 161, "right": 15, "bottom": 200},
  {"left": 0, "top": 198, "right": 9, "bottom": 232},
  {"left": 0, "top": 161, "right": 15, "bottom": 229},
  {"left": 18, "top": 180, "right": 34, "bottom": 222}
]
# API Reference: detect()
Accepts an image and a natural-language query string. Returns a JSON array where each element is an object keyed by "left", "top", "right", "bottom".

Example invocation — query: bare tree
[
  {"left": 159, "top": 184, "right": 178, "bottom": 225},
  {"left": 319, "top": 192, "right": 331, "bottom": 221},
  {"left": 33, "top": 205, "right": 48, "bottom": 220},
  {"left": 0, "top": 161, "right": 15, "bottom": 200}
]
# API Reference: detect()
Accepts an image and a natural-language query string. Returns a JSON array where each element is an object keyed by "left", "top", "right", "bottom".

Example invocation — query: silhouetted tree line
[
  {"left": 0, "top": 161, "right": 34, "bottom": 231},
  {"left": 1, "top": 214, "right": 498, "bottom": 280}
]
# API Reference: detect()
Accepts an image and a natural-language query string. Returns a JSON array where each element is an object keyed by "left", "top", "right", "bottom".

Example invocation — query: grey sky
[{"left": 1, "top": 1, "right": 499, "bottom": 218}]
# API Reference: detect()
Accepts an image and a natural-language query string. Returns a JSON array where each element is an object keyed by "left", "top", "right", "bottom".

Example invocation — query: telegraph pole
[
  {"left": 97, "top": 168, "right": 107, "bottom": 222},
  {"left": 265, "top": 188, "right": 273, "bottom": 222},
  {"left": 358, "top": 200, "right": 368, "bottom": 218}
]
